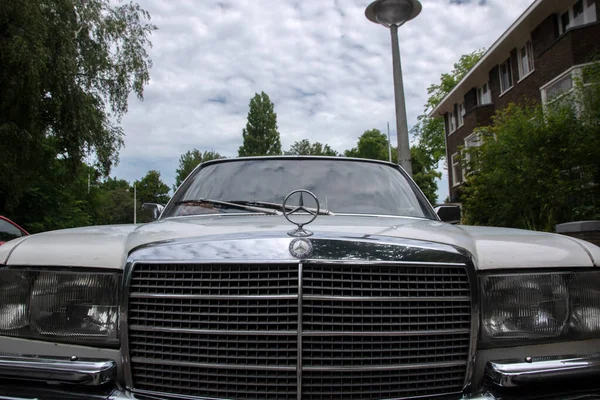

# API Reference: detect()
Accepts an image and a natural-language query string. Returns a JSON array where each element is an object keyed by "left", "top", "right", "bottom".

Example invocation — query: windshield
[{"left": 162, "top": 158, "right": 435, "bottom": 219}]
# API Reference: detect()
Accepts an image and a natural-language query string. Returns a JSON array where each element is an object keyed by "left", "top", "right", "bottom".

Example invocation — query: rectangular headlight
[
  {"left": 481, "top": 271, "right": 600, "bottom": 346},
  {"left": 0, "top": 269, "right": 120, "bottom": 346}
]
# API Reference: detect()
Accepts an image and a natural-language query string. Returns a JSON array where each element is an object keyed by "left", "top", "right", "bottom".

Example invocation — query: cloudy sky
[{"left": 113, "top": 0, "right": 534, "bottom": 202}]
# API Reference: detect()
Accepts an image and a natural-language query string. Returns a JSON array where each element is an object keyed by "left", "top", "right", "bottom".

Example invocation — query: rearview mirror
[
  {"left": 435, "top": 205, "right": 461, "bottom": 224},
  {"left": 140, "top": 203, "right": 165, "bottom": 222}
]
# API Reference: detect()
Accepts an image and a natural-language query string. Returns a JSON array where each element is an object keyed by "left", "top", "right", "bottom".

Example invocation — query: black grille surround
[{"left": 127, "top": 262, "right": 472, "bottom": 400}]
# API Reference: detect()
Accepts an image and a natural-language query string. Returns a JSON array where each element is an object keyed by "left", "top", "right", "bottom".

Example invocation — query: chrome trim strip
[
  {"left": 297, "top": 262, "right": 303, "bottom": 400},
  {"left": 127, "top": 233, "right": 469, "bottom": 264},
  {"left": 121, "top": 261, "right": 135, "bottom": 389},
  {"left": 128, "top": 258, "right": 302, "bottom": 264},
  {"left": 303, "top": 295, "right": 470, "bottom": 302},
  {"left": 485, "top": 354, "right": 600, "bottom": 388},
  {"left": 302, "top": 329, "right": 471, "bottom": 337},
  {"left": 0, "top": 355, "right": 116, "bottom": 386},
  {"left": 108, "top": 388, "right": 494, "bottom": 400},
  {"left": 303, "top": 260, "right": 468, "bottom": 266},
  {"left": 129, "top": 325, "right": 298, "bottom": 336},
  {"left": 464, "top": 259, "right": 479, "bottom": 392},
  {"left": 303, "top": 360, "right": 467, "bottom": 372},
  {"left": 131, "top": 358, "right": 296, "bottom": 371},
  {"left": 129, "top": 294, "right": 298, "bottom": 300}
]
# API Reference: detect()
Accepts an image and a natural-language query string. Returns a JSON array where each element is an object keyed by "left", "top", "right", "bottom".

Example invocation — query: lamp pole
[
  {"left": 134, "top": 184, "right": 137, "bottom": 224},
  {"left": 366, "top": 0, "right": 422, "bottom": 177}
]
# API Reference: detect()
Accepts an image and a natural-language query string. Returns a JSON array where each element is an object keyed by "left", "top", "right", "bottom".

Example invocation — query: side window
[{"left": 0, "top": 220, "right": 23, "bottom": 242}]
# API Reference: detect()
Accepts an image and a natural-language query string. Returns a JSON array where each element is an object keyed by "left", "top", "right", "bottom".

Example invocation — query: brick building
[{"left": 430, "top": 0, "right": 600, "bottom": 202}]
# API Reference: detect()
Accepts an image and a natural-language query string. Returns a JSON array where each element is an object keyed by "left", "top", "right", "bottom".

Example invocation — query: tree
[
  {"left": 411, "top": 50, "right": 485, "bottom": 163},
  {"left": 135, "top": 171, "right": 170, "bottom": 205},
  {"left": 344, "top": 129, "right": 441, "bottom": 204},
  {"left": 174, "top": 149, "right": 223, "bottom": 189},
  {"left": 461, "top": 62, "right": 600, "bottom": 231},
  {"left": 12, "top": 162, "right": 101, "bottom": 233},
  {"left": 344, "top": 129, "right": 390, "bottom": 161},
  {"left": 238, "top": 92, "right": 282, "bottom": 156},
  {"left": 93, "top": 178, "right": 134, "bottom": 225},
  {"left": 285, "top": 139, "right": 338, "bottom": 156},
  {"left": 0, "top": 0, "right": 156, "bottom": 216},
  {"left": 411, "top": 146, "right": 442, "bottom": 205}
]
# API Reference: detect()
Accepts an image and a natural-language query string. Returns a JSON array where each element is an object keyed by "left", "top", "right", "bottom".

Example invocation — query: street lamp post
[{"left": 366, "top": 0, "right": 422, "bottom": 177}]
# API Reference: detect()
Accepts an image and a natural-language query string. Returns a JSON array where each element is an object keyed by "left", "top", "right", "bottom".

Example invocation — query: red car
[{"left": 0, "top": 215, "right": 29, "bottom": 245}]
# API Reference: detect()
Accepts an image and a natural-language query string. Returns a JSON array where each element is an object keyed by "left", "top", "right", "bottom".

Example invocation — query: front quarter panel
[
  {"left": 459, "top": 225, "right": 595, "bottom": 269},
  {"left": 0, "top": 236, "right": 30, "bottom": 265}
]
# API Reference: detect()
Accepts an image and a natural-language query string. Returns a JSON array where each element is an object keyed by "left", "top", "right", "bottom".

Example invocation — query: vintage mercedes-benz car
[{"left": 1, "top": 156, "right": 600, "bottom": 400}]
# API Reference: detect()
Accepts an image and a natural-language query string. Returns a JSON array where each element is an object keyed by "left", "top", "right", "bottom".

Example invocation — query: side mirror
[
  {"left": 435, "top": 205, "right": 461, "bottom": 224},
  {"left": 140, "top": 203, "right": 165, "bottom": 222}
]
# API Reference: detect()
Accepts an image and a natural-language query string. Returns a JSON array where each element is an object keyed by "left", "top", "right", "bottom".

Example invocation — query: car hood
[{"left": 1, "top": 215, "right": 598, "bottom": 270}]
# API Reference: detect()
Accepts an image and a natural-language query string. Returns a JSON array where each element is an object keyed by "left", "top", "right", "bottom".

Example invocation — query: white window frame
[
  {"left": 559, "top": 0, "right": 597, "bottom": 35},
  {"left": 499, "top": 58, "right": 514, "bottom": 95},
  {"left": 477, "top": 82, "right": 492, "bottom": 105},
  {"left": 448, "top": 111, "right": 456, "bottom": 134},
  {"left": 540, "top": 63, "right": 594, "bottom": 104},
  {"left": 451, "top": 152, "right": 462, "bottom": 187},
  {"left": 518, "top": 40, "right": 535, "bottom": 81},
  {"left": 457, "top": 103, "right": 465, "bottom": 128},
  {"left": 462, "top": 132, "right": 482, "bottom": 175}
]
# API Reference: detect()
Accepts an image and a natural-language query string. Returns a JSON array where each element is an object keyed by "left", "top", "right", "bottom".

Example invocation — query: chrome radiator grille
[{"left": 127, "top": 262, "right": 472, "bottom": 400}]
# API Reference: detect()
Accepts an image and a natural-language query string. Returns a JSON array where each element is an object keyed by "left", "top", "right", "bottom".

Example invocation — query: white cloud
[{"left": 114, "top": 0, "right": 534, "bottom": 202}]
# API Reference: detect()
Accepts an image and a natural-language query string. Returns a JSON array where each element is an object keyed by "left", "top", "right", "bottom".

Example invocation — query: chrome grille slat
[
  {"left": 128, "top": 261, "right": 471, "bottom": 400},
  {"left": 130, "top": 326, "right": 298, "bottom": 335},
  {"left": 300, "top": 329, "right": 470, "bottom": 336},
  {"left": 302, "top": 369, "right": 465, "bottom": 400},
  {"left": 303, "top": 295, "right": 470, "bottom": 301}
]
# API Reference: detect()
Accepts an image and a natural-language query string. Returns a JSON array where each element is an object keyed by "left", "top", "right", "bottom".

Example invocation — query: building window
[
  {"left": 499, "top": 59, "right": 513, "bottom": 94},
  {"left": 540, "top": 63, "right": 596, "bottom": 115},
  {"left": 559, "top": 0, "right": 597, "bottom": 34},
  {"left": 545, "top": 74, "right": 574, "bottom": 100},
  {"left": 575, "top": 0, "right": 585, "bottom": 13},
  {"left": 448, "top": 111, "right": 456, "bottom": 134},
  {"left": 561, "top": 11, "right": 571, "bottom": 33},
  {"left": 462, "top": 132, "right": 482, "bottom": 175},
  {"left": 457, "top": 103, "right": 465, "bottom": 127},
  {"left": 478, "top": 82, "right": 492, "bottom": 105},
  {"left": 518, "top": 41, "right": 535, "bottom": 79},
  {"left": 451, "top": 153, "right": 462, "bottom": 187}
]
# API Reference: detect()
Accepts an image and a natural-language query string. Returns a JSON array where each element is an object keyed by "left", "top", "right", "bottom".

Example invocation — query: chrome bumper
[
  {"left": 0, "top": 355, "right": 116, "bottom": 386},
  {"left": 1, "top": 353, "right": 600, "bottom": 399},
  {"left": 485, "top": 354, "right": 600, "bottom": 388},
  {"left": 1, "top": 388, "right": 599, "bottom": 400}
]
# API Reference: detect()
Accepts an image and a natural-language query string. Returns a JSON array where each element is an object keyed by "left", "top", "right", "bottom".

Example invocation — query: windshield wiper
[
  {"left": 229, "top": 200, "right": 334, "bottom": 215},
  {"left": 174, "top": 199, "right": 280, "bottom": 215}
]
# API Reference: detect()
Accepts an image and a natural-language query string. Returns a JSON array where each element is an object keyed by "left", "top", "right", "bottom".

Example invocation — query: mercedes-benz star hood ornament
[{"left": 282, "top": 189, "right": 320, "bottom": 237}]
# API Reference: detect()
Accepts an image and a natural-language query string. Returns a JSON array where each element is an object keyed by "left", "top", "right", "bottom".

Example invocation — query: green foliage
[
  {"left": 344, "top": 129, "right": 391, "bottom": 161},
  {"left": 461, "top": 68, "right": 600, "bottom": 231},
  {"left": 344, "top": 129, "right": 441, "bottom": 204},
  {"left": 285, "top": 139, "right": 338, "bottom": 156},
  {"left": 238, "top": 92, "right": 282, "bottom": 157},
  {"left": 134, "top": 170, "right": 170, "bottom": 205},
  {"left": 411, "top": 50, "right": 485, "bottom": 163},
  {"left": 12, "top": 162, "right": 97, "bottom": 233},
  {"left": 411, "top": 146, "right": 442, "bottom": 205},
  {"left": 0, "top": 0, "right": 155, "bottom": 217},
  {"left": 94, "top": 178, "right": 134, "bottom": 225},
  {"left": 174, "top": 149, "right": 224, "bottom": 189}
]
